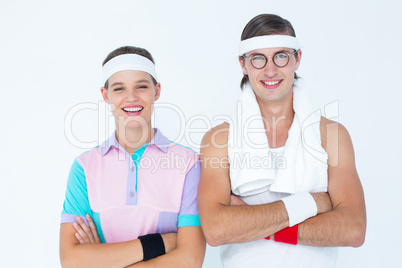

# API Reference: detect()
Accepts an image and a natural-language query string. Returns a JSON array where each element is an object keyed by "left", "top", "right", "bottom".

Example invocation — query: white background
[{"left": 1, "top": 0, "right": 401, "bottom": 267}]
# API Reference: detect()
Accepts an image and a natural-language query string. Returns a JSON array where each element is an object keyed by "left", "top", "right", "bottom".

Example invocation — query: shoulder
[
  {"left": 320, "top": 116, "right": 351, "bottom": 149},
  {"left": 200, "top": 123, "right": 230, "bottom": 170},
  {"left": 75, "top": 145, "right": 103, "bottom": 164},
  {"left": 167, "top": 140, "right": 199, "bottom": 158},
  {"left": 201, "top": 122, "right": 229, "bottom": 150},
  {"left": 320, "top": 116, "right": 354, "bottom": 167}
]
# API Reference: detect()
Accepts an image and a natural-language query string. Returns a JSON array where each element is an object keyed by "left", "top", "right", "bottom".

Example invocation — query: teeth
[
  {"left": 262, "top": 81, "right": 280, "bottom": 86},
  {"left": 123, "top": 107, "right": 143, "bottom": 112}
]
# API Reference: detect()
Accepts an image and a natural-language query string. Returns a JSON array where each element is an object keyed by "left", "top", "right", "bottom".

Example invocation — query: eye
[
  {"left": 113, "top": 87, "right": 124, "bottom": 91},
  {"left": 138, "top": 85, "right": 149, "bottom": 90},
  {"left": 275, "top": 53, "right": 288, "bottom": 59},
  {"left": 252, "top": 55, "right": 266, "bottom": 61}
]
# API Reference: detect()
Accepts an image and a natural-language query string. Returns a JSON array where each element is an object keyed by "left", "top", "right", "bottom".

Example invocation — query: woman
[{"left": 60, "top": 46, "right": 205, "bottom": 267}]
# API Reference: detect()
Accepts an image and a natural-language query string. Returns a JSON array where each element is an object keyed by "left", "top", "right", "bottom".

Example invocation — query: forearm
[
  {"left": 61, "top": 223, "right": 176, "bottom": 268},
  {"left": 201, "top": 201, "right": 289, "bottom": 246},
  {"left": 125, "top": 247, "right": 204, "bottom": 268},
  {"left": 126, "top": 227, "right": 206, "bottom": 268},
  {"left": 61, "top": 239, "right": 143, "bottom": 268},
  {"left": 297, "top": 206, "right": 366, "bottom": 247}
]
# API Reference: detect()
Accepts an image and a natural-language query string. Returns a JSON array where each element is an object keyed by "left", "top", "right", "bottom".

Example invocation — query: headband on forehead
[
  {"left": 102, "top": 54, "right": 158, "bottom": 85},
  {"left": 239, "top": 35, "right": 299, "bottom": 55}
]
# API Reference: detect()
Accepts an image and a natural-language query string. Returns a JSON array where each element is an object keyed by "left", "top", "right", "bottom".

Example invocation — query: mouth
[
  {"left": 122, "top": 106, "right": 144, "bottom": 113},
  {"left": 261, "top": 80, "right": 281, "bottom": 86}
]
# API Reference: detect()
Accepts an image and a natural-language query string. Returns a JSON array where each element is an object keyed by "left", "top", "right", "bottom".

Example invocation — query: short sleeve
[
  {"left": 178, "top": 159, "right": 201, "bottom": 227},
  {"left": 60, "top": 159, "right": 92, "bottom": 225}
]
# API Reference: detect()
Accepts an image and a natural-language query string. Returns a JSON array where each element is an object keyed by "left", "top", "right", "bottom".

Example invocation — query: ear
[
  {"left": 154, "top": 82, "right": 161, "bottom": 101},
  {"left": 101, "top": 87, "right": 110, "bottom": 104},
  {"left": 294, "top": 49, "right": 302, "bottom": 71},
  {"left": 238, "top": 56, "right": 248, "bottom": 75}
]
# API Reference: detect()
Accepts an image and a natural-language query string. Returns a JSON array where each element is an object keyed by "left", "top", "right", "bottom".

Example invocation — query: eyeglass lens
[{"left": 251, "top": 52, "right": 290, "bottom": 69}]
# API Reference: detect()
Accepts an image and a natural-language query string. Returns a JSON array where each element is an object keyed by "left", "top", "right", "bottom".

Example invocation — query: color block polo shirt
[{"left": 61, "top": 129, "right": 201, "bottom": 243}]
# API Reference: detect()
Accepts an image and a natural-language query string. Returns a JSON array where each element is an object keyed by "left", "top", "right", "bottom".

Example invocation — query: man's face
[{"left": 240, "top": 47, "right": 302, "bottom": 103}]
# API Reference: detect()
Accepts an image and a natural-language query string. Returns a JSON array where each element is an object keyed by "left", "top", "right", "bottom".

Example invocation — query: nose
[
  {"left": 262, "top": 58, "right": 278, "bottom": 77},
  {"left": 126, "top": 88, "right": 139, "bottom": 101}
]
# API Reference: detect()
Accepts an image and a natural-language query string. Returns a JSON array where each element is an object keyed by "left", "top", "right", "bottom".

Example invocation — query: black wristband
[{"left": 138, "top": 233, "right": 166, "bottom": 261}]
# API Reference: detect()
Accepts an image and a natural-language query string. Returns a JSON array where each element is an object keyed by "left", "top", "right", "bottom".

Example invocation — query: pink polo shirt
[{"left": 61, "top": 129, "right": 200, "bottom": 243}]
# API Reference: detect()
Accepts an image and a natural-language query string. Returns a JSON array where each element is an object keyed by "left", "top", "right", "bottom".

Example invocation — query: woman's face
[{"left": 101, "top": 70, "right": 160, "bottom": 131}]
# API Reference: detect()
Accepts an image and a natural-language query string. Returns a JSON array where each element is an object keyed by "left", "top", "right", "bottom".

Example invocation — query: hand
[
  {"left": 230, "top": 194, "right": 247, "bottom": 206},
  {"left": 73, "top": 214, "right": 101, "bottom": 244},
  {"left": 310, "top": 192, "right": 333, "bottom": 214},
  {"left": 161, "top": 233, "right": 177, "bottom": 253}
]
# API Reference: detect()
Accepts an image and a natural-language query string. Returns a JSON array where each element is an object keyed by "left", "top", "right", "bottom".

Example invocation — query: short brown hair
[
  {"left": 102, "top": 46, "right": 157, "bottom": 88},
  {"left": 240, "top": 14, "right": 299, "bottom": 89}
]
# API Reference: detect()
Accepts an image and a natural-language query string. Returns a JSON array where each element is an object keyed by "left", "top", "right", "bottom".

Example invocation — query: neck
[
  {"left": 256, "top": 91, "right": 294, "bottom": 148},
  {"left": 257, "top": 92, "right": 294, "bottom": 125},
  {"left": 115, "top": 123, "right": 154, "bottom": 155}
]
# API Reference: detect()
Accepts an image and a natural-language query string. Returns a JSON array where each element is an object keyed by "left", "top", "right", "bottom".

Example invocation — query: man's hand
[
  {"left": 73, "top": 214, "right": 101, "bottom": 244},
  {"left": 310, "top": 192, "right": 333, "bottom": 214},
  {"left": 230, "top": 195, "right": 247, "bottom": 206}
]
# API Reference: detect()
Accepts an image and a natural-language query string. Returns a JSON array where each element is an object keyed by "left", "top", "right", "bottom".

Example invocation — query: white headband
[
  {"left": 239, "top": 35, "right": 299, "bottom": 55},
  {"left": 102, "top": 54, "right": 158, "bottom": 85}
]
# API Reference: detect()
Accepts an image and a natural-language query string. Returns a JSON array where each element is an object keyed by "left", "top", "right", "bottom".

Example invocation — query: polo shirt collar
[
  {"left": 101, "top": 128, "right": 169, "bottom": 156},
  {"left": 150, "top": 128, "right": 169, "bottom": 153}
]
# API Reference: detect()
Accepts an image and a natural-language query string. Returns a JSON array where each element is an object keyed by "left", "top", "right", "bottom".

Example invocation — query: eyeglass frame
[{"left": 241, "top": 49, "right": 299, "bottom": 69}]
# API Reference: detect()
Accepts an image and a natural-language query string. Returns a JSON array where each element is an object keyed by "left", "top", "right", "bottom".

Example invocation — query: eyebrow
[
  {"left": 110, "top": 82, "right": 124, "bottom": 88},
  {"left": 249, "top": 49, "right": 293, "bottom": 56},
  {"left": 110, "top": 79, "right": 151, "bottom": 88}
]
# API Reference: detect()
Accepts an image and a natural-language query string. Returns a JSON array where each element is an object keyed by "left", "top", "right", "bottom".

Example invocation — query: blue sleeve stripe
[
  {"left": 92, "top": 212, "right": 106, "bottom": 243},
  {"left": 62, "top": 159, "right": 92, "bottom": 219},
  {"left": 178, "top": 214, "right": 201, "bottom": 227}
]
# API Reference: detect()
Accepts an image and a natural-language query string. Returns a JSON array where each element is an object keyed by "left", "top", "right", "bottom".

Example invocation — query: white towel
[{"left": 227, "top": 84, "right": 328, "bottom": 196}]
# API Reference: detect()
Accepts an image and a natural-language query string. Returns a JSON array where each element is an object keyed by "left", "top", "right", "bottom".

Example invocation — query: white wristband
[{"left": 281, "top": 192, "right": 317, "bottom": 227}]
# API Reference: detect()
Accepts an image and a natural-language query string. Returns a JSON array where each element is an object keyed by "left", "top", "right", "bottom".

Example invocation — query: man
[{"left": 198, "top": 14, "right": 366, "bottom": 267}]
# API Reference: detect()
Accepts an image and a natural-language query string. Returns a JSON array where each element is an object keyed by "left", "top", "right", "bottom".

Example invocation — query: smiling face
[
  {"left": 239, "top": 47, "right": 301, "bottom": 104},
  {"left": 101, "top": 70, "right": 161, "bottom": 131}
]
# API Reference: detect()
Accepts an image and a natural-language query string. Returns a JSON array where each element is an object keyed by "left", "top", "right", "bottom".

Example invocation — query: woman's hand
[
  {"left": 73, "top": 214, "right": 101, "bottom": 244},
  {"left": 161, "top": 232, "right": 177, "bottom": 253}
]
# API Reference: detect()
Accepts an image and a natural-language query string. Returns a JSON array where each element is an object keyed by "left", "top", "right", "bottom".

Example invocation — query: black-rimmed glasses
[{"left": 242, "top": 50, "right": 298, "bottom": 69}]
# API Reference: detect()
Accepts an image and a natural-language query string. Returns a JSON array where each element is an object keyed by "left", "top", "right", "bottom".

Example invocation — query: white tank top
[{"left": 220, "top": 147, "right": 338, "bottom": 268}]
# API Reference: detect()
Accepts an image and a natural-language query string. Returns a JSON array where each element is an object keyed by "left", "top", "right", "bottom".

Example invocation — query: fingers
[
  {"left": 73, "top": 216, "right": 95, "bottom": 243},
  {"left": 86, "top": 214, "right": 101, "bottom": 243},
  {"left": 230, "top": 195, "right": 247, "bottom": 206},
  {"left": 161, "top": 233, "right": 178, "bottom": 253},
  {"left": 73, "top": 221, "right": 89, "bottom": 244},
  {"left": 75, "top": 232, "right": 85, "bottom": 244},
  {"left": 311, "top": 192, "right": 332, "bottom": 214}
]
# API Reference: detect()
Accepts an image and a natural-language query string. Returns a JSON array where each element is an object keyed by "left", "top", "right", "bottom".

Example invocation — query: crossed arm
[
  {"left": 197, "top": 120, "right": 366, "bottom": 247},
  {"left": 60, "top": 216, "right": 205, "bottom": 268}
]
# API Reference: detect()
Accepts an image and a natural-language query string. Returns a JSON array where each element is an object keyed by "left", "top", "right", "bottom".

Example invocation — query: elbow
[
  {"left": 176, "top": 246, "right": 206, "bottom": 268},
  {"left": 205, "top": 236, "right": 223, "bottom": 248},
  {"left": 182, "top": 255, "right": 204, "bottom": 268},
  {"left": 347, "top": 221, "right": 366, "bottom": 248},
  {"left": 60, "top": 252, "right": 71, "bottom": 268},
  {"left": 60, "top": 257, "right": 74, "bottom": 268},
  {"left": 60, "top": 255, "right": 82, "bottom": 268},
  {"left": 199, "top": 207, "right": 229, "bottom": 247},
  {"left": 202, "top": 227, "right": 225, "bottom": 247},
  {"left": 349, "top": 228, "right": 366, "bottom": 248},
  {"left": 60, "top": 248, "right": 83, "bottom": 268}
]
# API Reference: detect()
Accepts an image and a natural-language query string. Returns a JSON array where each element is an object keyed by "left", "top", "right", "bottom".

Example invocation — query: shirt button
[
  {"left": 130, "top": 192, "right": 135, "bottom": 198},
  {"left": 131, "top": 166, "right": 135, "bottom": 172}
]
